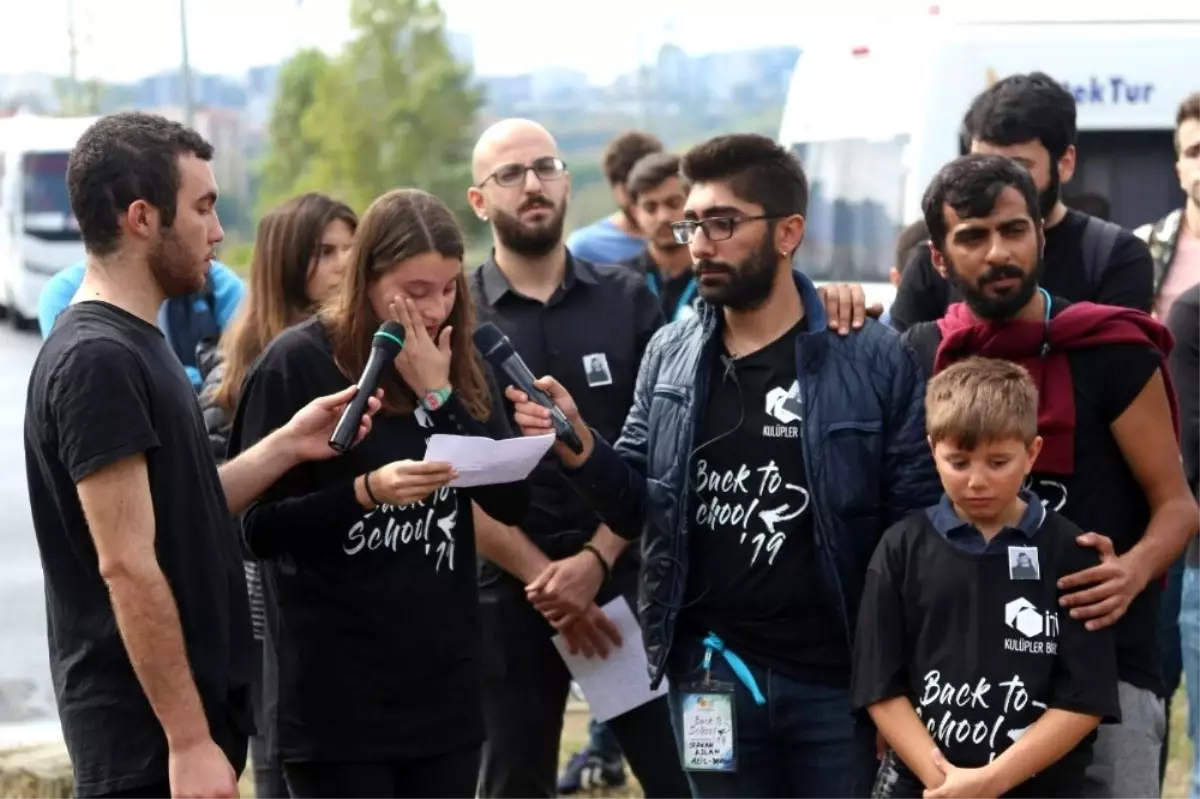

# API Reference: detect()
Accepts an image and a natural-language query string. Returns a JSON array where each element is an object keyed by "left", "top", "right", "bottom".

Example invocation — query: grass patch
[{"left": 1165, "top": 686, "right": 1195, "bottom": 799}]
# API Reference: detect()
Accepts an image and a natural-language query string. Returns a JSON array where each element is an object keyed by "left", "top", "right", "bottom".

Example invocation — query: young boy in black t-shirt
[{"left": 852, "top": 357, "right": 1120, "bottom": 798}]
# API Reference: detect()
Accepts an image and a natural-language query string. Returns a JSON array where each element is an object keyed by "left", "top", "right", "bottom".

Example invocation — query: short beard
[
  {"left": 149, "top": 226, "right": 207, "bottom": 298},
  {"left": 1038, "top": 168, "right": 1061, "bottom": 219},
  {"left": 945, "top": 256, "right": 1041, "bottom": 322},
  {"left": 491, "top": 196, "right": 568, "bottom": 258},
  {"left": 694, "top": 230, "right": 779, "bottom": 311}
]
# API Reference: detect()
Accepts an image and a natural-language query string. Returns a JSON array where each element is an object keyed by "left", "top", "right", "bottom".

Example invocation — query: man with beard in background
[
  {"left": 464, "top": 117, "right": 692, "bottom": 799},
  {"left": 888, "top": 71, "right": 1155, "bottom": 332},
  {"left": 900, "top": 153, "right": 1199, "bottom": 799}
]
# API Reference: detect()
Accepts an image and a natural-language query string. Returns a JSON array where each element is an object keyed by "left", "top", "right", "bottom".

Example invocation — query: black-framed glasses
[
  {"left": 670, "top": 215, "right": 781, "bottom": 244},
  {"left": 478, "top": 156, "right": 567, "bottom": 188}
]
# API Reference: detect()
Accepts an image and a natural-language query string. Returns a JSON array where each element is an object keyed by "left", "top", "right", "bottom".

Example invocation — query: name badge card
[{"left": 679, "top": 682, "right": 737, "bottom": 772}]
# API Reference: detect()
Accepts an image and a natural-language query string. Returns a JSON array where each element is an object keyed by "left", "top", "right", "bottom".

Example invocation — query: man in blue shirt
[
  {"left": 38, "top": 259, "right": 244, "bottom": 390},
  {"left": 566, "top": 131, "right": 662, "bottom": 265}
]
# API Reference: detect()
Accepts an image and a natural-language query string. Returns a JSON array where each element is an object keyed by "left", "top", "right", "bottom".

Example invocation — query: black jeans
[
  {"left": 284, "top": 745, "right": 481, "bottom": 799},
  {"left": 249, "top": 635, "right": 290, "bottom": 798},
  {"left": 476, "top": 578, "right": 691, "bottom": 799}
]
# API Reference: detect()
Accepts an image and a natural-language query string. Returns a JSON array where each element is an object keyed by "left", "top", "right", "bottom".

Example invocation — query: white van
[
  {"left": 777, "top": 13, "right": 1200, "bottom": 310},
  {"left": 0, "top": 114, "right": 98, "bottom": 330}
]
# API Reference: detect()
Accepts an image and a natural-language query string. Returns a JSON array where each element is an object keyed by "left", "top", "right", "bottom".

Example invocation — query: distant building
[
  {"left": 0, "top": 73, "right": 58, "bottom": 113},
  {"left": 133, "top": 71, "right": 247, "bottom": 112},
  {"left": 148, "top": 105, "right": 249, "bottom": 201},
  {"left": 243, "top": 65, "right": 281, "bottom": 136}
]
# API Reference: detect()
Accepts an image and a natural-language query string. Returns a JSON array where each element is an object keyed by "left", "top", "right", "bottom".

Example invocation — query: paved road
[{"left": 0, "top": 322, "right": 57, "bottom": 732}]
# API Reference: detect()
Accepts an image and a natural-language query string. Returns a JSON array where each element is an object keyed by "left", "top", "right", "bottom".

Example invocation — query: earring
[{"left": 481, "top": 214, "right": 489, "bottom": 222}]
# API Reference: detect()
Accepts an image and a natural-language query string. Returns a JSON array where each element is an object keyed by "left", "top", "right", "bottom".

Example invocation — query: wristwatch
[{"left": 420, "top": 385, "right": 452, "bottom": 412}]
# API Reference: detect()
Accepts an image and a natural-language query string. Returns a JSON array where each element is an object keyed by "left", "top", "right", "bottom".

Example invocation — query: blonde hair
[{"left": 926, "top": 357, "right": 1038, "bottom": 449}]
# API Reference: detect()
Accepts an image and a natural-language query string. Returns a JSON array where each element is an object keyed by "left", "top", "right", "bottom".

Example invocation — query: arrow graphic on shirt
[
  {"left": 430, "top": 511, "right": 457, "bottom": 573},
  {"left": 748, "top": 484, "right": 811, "bottom": 567},
  {"left": 757, "top": 484, "right": 811, "bottom": 533},
  {"left": 1004, "top": 701, "right": 1047, "bottom": 743}
]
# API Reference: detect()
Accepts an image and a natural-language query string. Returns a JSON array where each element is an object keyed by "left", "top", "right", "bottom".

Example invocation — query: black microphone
[
  {"left": 473, "top": 322, "right": 584, "bottom": 454},
  {"left": 328, "top": 320, "right": 406, "bottom": 453}
]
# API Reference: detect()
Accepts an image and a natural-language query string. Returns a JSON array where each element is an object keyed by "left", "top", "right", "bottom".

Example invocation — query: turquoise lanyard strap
[
  {"left": 646, "top": 272, "right": 699, "bottom": 321},
  {"left": 702, "top": 633, "right": 767, "bottom": 706},
  {"left": 675, "top": 280, "right": 699, "bottom": 319},
  {"left": 1038, "top": 287, "right": 1053, "bottom": 356}
]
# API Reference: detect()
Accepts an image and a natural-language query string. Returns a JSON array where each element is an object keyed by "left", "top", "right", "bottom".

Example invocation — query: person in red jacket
[{"left": 898, "top": 153, "right": 1199, "bottom": 799}]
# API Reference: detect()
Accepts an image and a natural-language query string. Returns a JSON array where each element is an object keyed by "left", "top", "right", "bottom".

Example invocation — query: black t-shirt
[
  {"left": 1167, "top": 285, "right": 1200, "bottom": 566},
  {"left": 23, "top": 302, "right": 252, "bottom": 796},
  {"left": 903, "top": 300, "right": 1164, "bottom": 694},
  {"left": 680, "top": 321, "right": 849, "bottom": 684},
  {"left": 470, "top": 254, "right": 661, "bottom": 595},
  {"left": 852, "top": 507, "right": 1120, "bottom": 798},
  {"left": 889, "top": 209, "right": 1154, "bottom": 332},
  {"left": 227, "top": 318, "right": 528, "bottom": 762}
]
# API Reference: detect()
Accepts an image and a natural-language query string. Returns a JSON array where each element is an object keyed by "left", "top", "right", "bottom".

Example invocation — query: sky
[
  {"left": 0, "top": 0, "right": 933, "bottom": 84},
  {"left": 0, "top": 0, "right": 1181, "bottom": 84}
]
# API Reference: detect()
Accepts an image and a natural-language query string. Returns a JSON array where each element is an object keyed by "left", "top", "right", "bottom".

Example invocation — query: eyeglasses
[
  {"left": 479, "top": 156, "right": 568, "bottom": 188},
  {"left": 670, "top": 215, "right": 781, "bottom": 245}
]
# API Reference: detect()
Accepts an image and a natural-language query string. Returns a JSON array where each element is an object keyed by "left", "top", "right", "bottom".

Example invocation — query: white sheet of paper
[
  {"left": 423, "top": 433, "right": 554, "bottom": 488},
  {"left": 552, "top": 597, "right": 667, "bottom": 723}
]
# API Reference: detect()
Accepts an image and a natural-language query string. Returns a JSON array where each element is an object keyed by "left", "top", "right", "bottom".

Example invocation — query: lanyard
[
  {"left": 1038, "top": 287, "right": 1052, "bottom": 356},
  {"left": 702, "top": 633, "right": 766, "bottom": 706},
  {"left": 647, "top": 272, "right": 699, "bottom": 322}
]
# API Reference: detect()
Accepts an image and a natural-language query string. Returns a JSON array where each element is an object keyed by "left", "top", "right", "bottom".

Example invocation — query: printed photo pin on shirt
[
  {"left": 1008, "top": 546, "right": 1041, "bottom": 581},
  {"left": 584, "top": 352, "right": 613, "bottom": 388}
]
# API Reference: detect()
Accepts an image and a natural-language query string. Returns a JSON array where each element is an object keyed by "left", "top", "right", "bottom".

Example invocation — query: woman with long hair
[
  {"left": 198, "top": 191, "right": 357, "bottom": 799},
  {"left": 227, "top": 188, "right": 531, "bottom": 798}
]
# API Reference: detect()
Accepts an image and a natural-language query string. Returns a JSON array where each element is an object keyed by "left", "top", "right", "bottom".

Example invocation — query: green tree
[
  {"left": 257, "top": 48, "right": 335, "bottom": 214},
  {"left": 264, "top": 0, "right": 483, "bottom": 232}
]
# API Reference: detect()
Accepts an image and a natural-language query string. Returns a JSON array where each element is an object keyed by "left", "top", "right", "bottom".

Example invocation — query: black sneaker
[{"left": 557, "top": 751, "right": 627, "bottom": 794}]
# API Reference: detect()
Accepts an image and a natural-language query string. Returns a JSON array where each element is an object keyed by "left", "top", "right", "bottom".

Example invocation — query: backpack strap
[
  {"left": 1148, "top": 209, "right": 1183, "bottom": 298},
  {"left": 1080, "top": 215, "right": 1122, "bottom": 291}
]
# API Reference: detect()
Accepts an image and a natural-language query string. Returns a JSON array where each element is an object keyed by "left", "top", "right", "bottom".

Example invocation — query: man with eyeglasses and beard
[
  {"left": 502, "top": 133, "right": 941, "bottom": 799},
  {"left": 887, "top": 71, "right": 1155, "bottom": 333},
  {"left": 464, "top": 117, "right": 691, "bottom": 799},
  {"left": 900, "top": 153, "right": 1199, "bottom": 799}
]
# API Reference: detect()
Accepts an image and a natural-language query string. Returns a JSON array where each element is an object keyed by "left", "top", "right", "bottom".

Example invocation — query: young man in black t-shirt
[
  {"left": 896, "top": 154, "right": 1199, "bottom": 799},
  {"left": 888, "top": 72, "right": 1154, "bottom": 333},
  {"left": 23, "top": 112, "right": 379, "bottom": 799},
  {"left": 854, "top": 356, "right": 1120, "bottom": 798}
]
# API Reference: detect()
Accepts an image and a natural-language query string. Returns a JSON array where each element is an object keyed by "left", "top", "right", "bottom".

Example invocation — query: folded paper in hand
[
  {"left": 551, "top": 597, "right": 667, "bottom": 723},
  {"left": 423, "top": 433, "right": 554, "bottom": 488}
]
